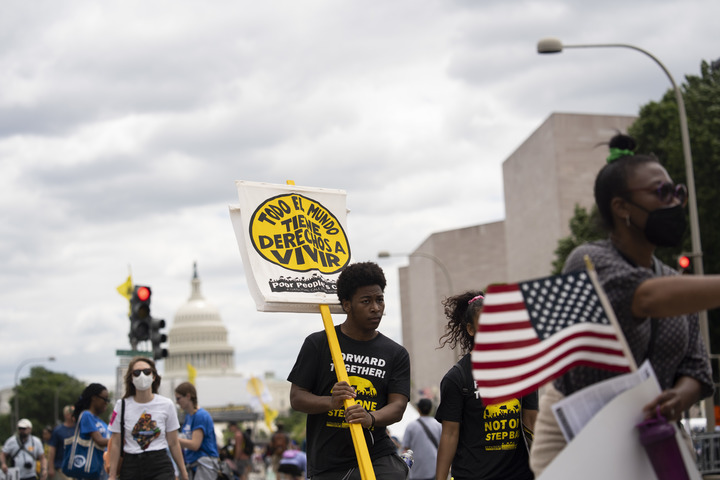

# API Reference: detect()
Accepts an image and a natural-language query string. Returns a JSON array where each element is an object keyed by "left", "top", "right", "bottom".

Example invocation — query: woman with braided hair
[{"left": 435, "top": 291, "right": 537, "bottom": 480}]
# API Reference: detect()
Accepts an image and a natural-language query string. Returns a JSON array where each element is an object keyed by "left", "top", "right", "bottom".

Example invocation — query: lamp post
[
  {"left": 537, "top": 37, "right": 712, "bottom": 428},
  {"left": 378, "top": 251, "right": 453, "bottom": 294},
  {"left": 14, "top": 356, "right": 55, "bottom": 426}
]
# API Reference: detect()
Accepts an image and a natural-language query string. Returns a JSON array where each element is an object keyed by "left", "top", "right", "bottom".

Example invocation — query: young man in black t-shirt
[{"left": 288, "top": 262, "right": 410, "bottom": 479}]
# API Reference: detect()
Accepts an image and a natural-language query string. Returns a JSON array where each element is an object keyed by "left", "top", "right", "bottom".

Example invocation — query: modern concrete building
[{"left": 398, "top": 112, "right": 636, "bottom": 403}]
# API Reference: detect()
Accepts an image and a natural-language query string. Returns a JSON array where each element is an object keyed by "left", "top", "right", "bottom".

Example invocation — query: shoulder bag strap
[
  {"left": 416, "top": 418, "right": 439, "bottom": 450},
  {"left": 12, "top": 435, "right": 29, "bottom": 461},
  {"left": 120, "top": 399, "right": 125, "bottom": 458},
  {"left": 452, "top": 362, "right": 472, "bottom": 397}
]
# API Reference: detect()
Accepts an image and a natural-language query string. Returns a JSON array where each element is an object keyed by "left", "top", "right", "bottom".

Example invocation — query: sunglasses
[
  {"left": 132, "top": 368, "right": 153, "bottom": 377},
  {"left": 97, "top": 396, "right": 110, "bottom": 403},
  {"left": 624, "top": 182, "right": 688, "bottom": 205}
]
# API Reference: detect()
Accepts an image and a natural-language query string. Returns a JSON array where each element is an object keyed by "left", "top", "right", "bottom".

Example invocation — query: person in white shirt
[
  {"left": 1, "top": 418, "right": 47, "bottom": 480},
  {"left": 107, "top": 357, "right": 188, "bottom": 480},
  {"left": 403, "top": 399, "right": 441, "bottom": 480}
]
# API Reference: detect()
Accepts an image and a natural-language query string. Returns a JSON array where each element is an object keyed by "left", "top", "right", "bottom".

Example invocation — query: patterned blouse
[{"left": 553, "top": 239, "right": 713, "bottom": 399}]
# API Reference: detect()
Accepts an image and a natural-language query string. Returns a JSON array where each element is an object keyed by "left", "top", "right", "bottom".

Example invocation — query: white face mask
[{"left": 132, "top": 373, "right": 154, "bottom": 391}]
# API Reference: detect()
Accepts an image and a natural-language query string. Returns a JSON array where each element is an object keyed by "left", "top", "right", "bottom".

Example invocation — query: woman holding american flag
[{"left": 530, "top": 133, "right": 719, "bottom": 475}]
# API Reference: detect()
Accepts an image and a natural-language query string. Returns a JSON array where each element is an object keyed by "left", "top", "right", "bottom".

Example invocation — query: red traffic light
[
  {"left": 136, "top": 286, "right": 151, "bottom": 301},
  {"left": 678, "top": 256, "right": 691, "bottom": 270}
]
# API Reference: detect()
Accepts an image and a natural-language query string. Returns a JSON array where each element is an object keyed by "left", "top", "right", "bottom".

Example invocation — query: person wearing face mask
[
  {"left": 107, "top": 357, "right": 188, "bottom": 480},
  {"left": 530, "top": 133, "right": 720, "bottom": 476}
]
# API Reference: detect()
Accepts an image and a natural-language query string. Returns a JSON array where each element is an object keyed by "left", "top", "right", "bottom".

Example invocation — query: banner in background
[{"left": 230, "top": 181, "right": 351, "bottom": 312}]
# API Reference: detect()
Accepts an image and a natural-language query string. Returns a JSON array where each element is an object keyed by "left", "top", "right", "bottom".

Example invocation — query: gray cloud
[{"left": 1, "top": 0, "right": 718, "bottom": 391}]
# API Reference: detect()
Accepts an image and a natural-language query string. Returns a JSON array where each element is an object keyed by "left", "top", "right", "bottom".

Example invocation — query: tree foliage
[
  {"left": 1, "top": 367, "right": 93, "bottom": 440},
  {"left": 551, "top": 205, "right": 605, "bottom": 275},
  {"left": 552, "top": 60, "right": 720, "bottom": 350}
]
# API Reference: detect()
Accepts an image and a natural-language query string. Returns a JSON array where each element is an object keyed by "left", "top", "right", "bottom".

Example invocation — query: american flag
[{"left": 471, "top": 269, "right": 634, "bottom": 405}]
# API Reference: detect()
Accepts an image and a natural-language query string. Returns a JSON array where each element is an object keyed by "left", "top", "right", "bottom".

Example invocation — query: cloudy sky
[{"left": 2, "top": 0, "right": 719, "bottom": 396}]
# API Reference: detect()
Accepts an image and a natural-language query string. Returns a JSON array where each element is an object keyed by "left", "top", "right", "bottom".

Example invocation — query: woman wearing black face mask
[{"left": 530, "top": 133, "right": 720, "bottom": 476}]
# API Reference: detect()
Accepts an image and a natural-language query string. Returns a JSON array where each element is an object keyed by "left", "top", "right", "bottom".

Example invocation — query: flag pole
[
  {"left": 583, "top": 255, "right": 638, "bottom": 371},
  {"left": 285, "top": 180, "right": 375, "bottom": 480}
]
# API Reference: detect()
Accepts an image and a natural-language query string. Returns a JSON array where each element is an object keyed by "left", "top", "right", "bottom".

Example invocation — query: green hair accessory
[{"left": 607, "top": 148, "right": 635, "bottom": 163}]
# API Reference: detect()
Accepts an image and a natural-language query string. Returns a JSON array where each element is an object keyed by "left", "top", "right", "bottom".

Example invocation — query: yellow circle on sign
[{"left": 249, "top": 193, "right": 351, "bottom": 274}]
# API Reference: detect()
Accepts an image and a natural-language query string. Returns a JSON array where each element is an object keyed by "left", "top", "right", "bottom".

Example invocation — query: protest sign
[{"left": 230, "top": 181, "right": 351, "bottom": 312}]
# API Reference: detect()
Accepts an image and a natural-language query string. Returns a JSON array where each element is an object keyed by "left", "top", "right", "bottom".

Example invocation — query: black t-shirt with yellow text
[
  {"left": 435, "top": 353, "right": 537, "bottom": 480},
  {"left": 288, "top": 325, "right": 410, "bottom": 477}
]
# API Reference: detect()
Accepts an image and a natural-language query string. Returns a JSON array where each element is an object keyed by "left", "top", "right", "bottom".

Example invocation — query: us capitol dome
[{"left": 164, "top": 262, "right": 235, "bottom": 377}]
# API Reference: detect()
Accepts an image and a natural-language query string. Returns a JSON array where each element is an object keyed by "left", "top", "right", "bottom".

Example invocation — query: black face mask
[{"left": 629, "top": 202, "right": 687, "bottom": 247}]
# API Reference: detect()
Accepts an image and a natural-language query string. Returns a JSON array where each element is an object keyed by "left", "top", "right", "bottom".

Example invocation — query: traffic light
[
  {"left": 150, "top": 317, "right": 168, "bottom": 360},
  {"left": 129, "top": 285, "right": 152, "bottom": 348},
  {"left": 678, "top": 254, "right": 692, "bottom": 274}
]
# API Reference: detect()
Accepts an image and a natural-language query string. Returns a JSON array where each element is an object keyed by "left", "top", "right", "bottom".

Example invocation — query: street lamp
[
  {"left": 14, "top": 356, "right": 55, "bottom": 426},
  {"left": 537, "top": 36, "right": 712, "bottom": 427},
  {"left": 536, "top": 38, "right": 703, "bottom": 278},
  {"left": 378, "top": 251, "right": 454, "bottom": 293}
]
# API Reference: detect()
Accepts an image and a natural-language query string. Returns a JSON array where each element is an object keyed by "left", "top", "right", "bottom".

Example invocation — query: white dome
[{"left": 165, "top": 263, "right": 235, "bottom": 377}]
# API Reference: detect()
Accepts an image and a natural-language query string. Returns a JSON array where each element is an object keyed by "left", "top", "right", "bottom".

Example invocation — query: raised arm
[{"left": 632, "top": 275, "right": 720, "bottom": 318}]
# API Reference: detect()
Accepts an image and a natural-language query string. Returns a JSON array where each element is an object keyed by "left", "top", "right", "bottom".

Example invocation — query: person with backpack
[
  {"left": 227, "top": 423, "right": 252, "bottom": 479},
  {"left": 402, "top": 399, "right": 440, "bottom": 480},
  {"left": 435, "top": 291, "right": 537, "bottom": 480},
  {"left": 175, "top": 382, "right": 220, "bottom": 480},
  {"left": 1, "top": 418, "right": 47, "bottom": 480}
]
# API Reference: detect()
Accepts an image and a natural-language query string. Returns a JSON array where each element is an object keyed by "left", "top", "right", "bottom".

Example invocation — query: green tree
[
  {"left": 552, "top": 60, "right": 720, "bottom": 350},
  {"left": 2, "top": 367, "right": 90, "bottom": 440},
  {"left": 629, "top": 60, "right": 720, "bottom": 351},
  {"left": 551, "top": 204, "right": 605, "bottom": 275}
]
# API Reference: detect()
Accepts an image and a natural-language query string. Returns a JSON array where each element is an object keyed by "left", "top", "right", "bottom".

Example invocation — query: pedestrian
[
  {"left": 107, "top": 357, "right": 188, "bottom": 480},
  {"left": 277, "top": 445, "right": 307, "bottom": 480},
  {"left": 48, "top": 406, "right": 75, "bottom": 480},
  {"left": 435, "top": 291, "right": 537, "bottom": 480},
  {"left": 402, "top": 399, "right": 440, "bottom": 480},
  {"left": 529, "top": 133, "right": 717, "bottom": 475},
  {"left": 227, "top": 422, "right": 251, "bottom": 480},
  {"left": 288, "top": 261, "right": 411, "bottom": 479},
  {"left": 263, "top": 431, "right": 289, "bottom": 476},
  {"left": 174, "top": 382, "right": 220, "bottom": 480},
  {"left": 1, "top": 418, "right": 48, "bottom": 480},
  {"left": 67, "top": 383, "right": 111, "bottom": 479}
]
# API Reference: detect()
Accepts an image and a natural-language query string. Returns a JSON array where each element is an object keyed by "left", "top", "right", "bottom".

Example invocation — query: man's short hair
[
  {"left": 336, "top": 262, "right": 386, "bottom": 302},
  {"left": 417, "top": 398, "right": 433, "bottom": 415}
]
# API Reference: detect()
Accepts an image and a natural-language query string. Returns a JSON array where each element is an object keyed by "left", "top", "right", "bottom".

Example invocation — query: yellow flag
[
  {"left": 263, "top": 404, "right": 278, "bottom": 430},
  {"left": 247, "top": 376, "right": 264, "bottom": 397},
  {"left": 116, "top": 275, "right": 133, "bottom": 300},
  {"left": 187, "top": 363, "right": 197, "bottom": 385}
]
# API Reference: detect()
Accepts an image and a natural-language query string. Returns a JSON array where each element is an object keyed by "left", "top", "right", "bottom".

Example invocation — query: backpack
[{"left": 242, "top": 432, "right": 254, "bottom": 456}]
